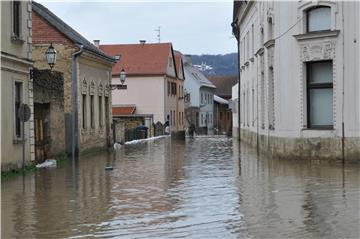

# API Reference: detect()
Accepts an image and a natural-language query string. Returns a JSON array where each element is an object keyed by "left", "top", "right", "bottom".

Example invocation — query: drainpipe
[
  {"left": 341, "top": 4, "right": 345, "bottom": 164},
  {"left": 232, "top": 21, "right": 241, "bottom": 142},
  {"left": 71, "top": 45, "right": 84, "bottom": 160}
]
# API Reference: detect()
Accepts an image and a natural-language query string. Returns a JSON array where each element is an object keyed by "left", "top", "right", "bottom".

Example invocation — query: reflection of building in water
[
  {"left": 234, "top": 142, "right": 360, "bottom": 238},
  {"left": 109, "top": 139, "right": 186, "bottom": 220}
]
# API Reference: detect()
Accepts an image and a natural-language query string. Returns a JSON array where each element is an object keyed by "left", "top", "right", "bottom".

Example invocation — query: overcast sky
[{"left": 37, "top": 0, "right": 237, "bottom": 55}]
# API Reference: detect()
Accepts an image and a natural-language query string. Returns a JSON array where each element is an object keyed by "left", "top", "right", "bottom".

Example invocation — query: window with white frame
[
  {"left": 307, "top": 61, "right": 333, "bottom": 128},
  {"left": 307, "top": 6, "right": 331, "bottom": 32}
]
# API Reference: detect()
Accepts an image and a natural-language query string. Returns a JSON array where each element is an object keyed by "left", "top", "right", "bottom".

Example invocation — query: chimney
[
  {"left": 93, "top": 40, "right": 100, "bottom": 48},
  {"left": 139, "top": 40, "right": 146, "bottom": 45},
  {"left": 183, "top": 55, "right": 192, "bottom": 65}
]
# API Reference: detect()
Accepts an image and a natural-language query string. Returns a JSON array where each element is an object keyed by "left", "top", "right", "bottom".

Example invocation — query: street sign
[
  {"left": 116, "top": 84, "right": 127, "bottom": 90},
  {"left": 19, "top": 104, "right": 31, "bottom": 122}
]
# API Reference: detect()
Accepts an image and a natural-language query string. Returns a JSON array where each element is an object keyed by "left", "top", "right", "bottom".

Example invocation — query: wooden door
[{"left": 34, "top": 103, "right": 50, "bottom": 162}]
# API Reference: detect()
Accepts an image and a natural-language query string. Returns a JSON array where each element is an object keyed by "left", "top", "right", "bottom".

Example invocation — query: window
[
  {"left": 12, "top": 1, "right": 21, "bottom": 38},
  {"left": 90, "top": 95, "right": 94, "bottom": 129},
  {"left": 251, "top": 24, "right": 254, "bottom": 55},
  {"left": 220, "top": 112, "right": 223, "bottom": 120},
  {"left": 260, "top": 73, "right": 265, "bottom": 129},
  {"left": 268, "top": 67, "right": 275, "bottom": 130},
  {"left": 14, "top": 82, "right": 22, "bottom": 138},
  {"left": 168, "top": 81, "right": 170, "bottom": 95},
  {"left": 307, "top": 6, "right": 331, "bottom": 32},
  {"left": 201, "top": 93, "right": 203, "bottom": 104},
  {"left": 246, "top": 31, "right": 250, "bottom": 60},
  {"left": 82, "top": 94, "right": 87, "bottom": 129},
  {"left": 252, "top": 89, "right": 255, "bottom": 126},
  {"left": 105, "top": 96, "right": 109, "bottom": 126},
  {"left": 173, "top": 110, "right": 176, "bottom": 125},
  {"left": 307, "top": 61, "right": 333, "bottom": 128},
  {"left": 268, "top": 17, "right": 273, "bottom": 40},
  {"left": 99, "top": 96, "right": 102, "bottom": 127}
]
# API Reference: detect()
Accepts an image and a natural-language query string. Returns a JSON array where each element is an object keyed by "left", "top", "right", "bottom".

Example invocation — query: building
[
  {"left": 208, "top": 75, "right": 238, "bottom": 100},
  {"left": 213, "top": 95, "right": 232, "bottom": 135},
  {"left": 183, "top": 56, "right": 216, "bottom": 135},
  {"left": 32, "top": 2, "right": 116, "bottom": 157},
  {"left": 208, "top": 75, "right": 237, "bottom": 135},
  {"left": 100, "top": 42, "right": 185, "bottom": 135},
  {"left": 1, "top": 0, "right": 34, "bottom": 170},
  {"left": 232, "top": 1, "right": 360, "bottom": 160}
]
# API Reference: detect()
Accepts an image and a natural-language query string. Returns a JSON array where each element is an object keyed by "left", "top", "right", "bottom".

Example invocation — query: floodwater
[{"left": 1, "top": 137, "right": 359, "bottom": 239}]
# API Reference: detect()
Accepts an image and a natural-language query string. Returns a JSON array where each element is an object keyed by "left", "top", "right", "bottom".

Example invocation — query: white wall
[
  {"left": 234, "top": 1, "right": 360, "bottom": 140},
  {"left": 184, "top": 65, "right": 200, "bottom": 107}
]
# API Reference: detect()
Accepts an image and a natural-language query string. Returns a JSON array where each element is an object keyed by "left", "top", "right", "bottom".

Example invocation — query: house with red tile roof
[{"left": 100, "top": 42, "right": 185, "bottom": 133}]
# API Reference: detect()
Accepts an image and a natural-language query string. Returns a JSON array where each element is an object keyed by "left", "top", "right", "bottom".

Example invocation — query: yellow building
[{"left": 1, "top": 0, "right": 34, "bottom": 170}]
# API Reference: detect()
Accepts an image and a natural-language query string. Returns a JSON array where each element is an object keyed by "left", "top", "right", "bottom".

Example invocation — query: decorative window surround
[
  {"left": 293, "top": 30, "right": 339, "bottom": 41},
  {"left": 104, "top": 84, "right": 110, "bottom": 97},
  {"left": 297, "top": 36, "right": 337, "bottom": 130},
  {"left": 264, "top": 39, "right": 275, "bottom": 48},
  {"left": 98, "top": 83, "right": 103, "bottom": 96},
  {"left": 255, "top": 47, "right": 264, "bottom": 57},
  {"left": 81, "top": 78, "right": 88, "bottom": 95},
  {"left": 90, "top": 81, "right": 95, "bottom": 96}
]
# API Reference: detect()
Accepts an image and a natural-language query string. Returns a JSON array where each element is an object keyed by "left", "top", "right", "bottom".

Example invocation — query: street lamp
[
  {"left": 120, "top": 68, "right": 126, "bottom": 85},
  {"left": 112, "top": 68, "right": 127, "bottom": 90},
  {"left": 45, "top": 43, "right": 57, "bottom": 70}
]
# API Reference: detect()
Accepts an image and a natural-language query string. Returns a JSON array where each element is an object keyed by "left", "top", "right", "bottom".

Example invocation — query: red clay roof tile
[
  {"left": 100, "top": 43, "right": 173, "bottom": 76},
  {"left": 112, "top": 106, "right": 136, "bottom": 115}
]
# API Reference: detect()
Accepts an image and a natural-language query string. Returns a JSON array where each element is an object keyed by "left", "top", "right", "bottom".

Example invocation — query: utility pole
[{"left": 155, "top": 26, "right": 161, "bottom": 43}]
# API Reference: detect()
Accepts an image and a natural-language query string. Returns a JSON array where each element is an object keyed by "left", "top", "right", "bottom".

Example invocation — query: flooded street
[{"left": 2, "top": 137, "right": 359, "bottom": 239}]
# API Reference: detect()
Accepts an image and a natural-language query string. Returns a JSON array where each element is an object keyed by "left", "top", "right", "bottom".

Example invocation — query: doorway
[{"left": 34, "top": 103, "right": 50, "bottom": 162}]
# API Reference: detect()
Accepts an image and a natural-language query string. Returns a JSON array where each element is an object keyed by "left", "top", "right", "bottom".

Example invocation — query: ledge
[
  {"left": 264, "top": 39, "right": 275, "bottom": 48},
  {"left": 255, "top": 47, "right": 264, "bottom": 56},
  {"left": 293, "top": 30, "right": 340, "bottom": 41}
]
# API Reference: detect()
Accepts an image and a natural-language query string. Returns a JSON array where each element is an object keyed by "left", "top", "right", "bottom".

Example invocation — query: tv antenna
[{"left": 155, "top": 26, "right": 161, "bottom": 43}]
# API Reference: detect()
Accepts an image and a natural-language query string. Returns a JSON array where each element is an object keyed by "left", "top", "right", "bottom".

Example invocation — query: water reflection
[{"left": 1, "top": 137, "right": 359, "bottom": 239}]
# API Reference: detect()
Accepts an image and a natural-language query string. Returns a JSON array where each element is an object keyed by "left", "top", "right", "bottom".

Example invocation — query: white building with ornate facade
[{"left": 232, "top": 1, "right": 359, "bottom": 160}]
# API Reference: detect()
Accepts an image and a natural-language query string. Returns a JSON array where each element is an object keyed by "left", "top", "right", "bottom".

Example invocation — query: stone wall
[
  {"left": 239, "top": 129, "right": 360, "bottom": 161},
  {"left": 33, "top": 70, "right": 65, "bottom": 158},
  {"left": 113, "top": 117, "right": 145, "bottom": 144}
]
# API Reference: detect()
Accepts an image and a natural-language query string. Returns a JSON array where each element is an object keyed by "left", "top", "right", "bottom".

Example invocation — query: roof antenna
[{"left": 155, "top": 26, "right": 161, "bottom": 43}]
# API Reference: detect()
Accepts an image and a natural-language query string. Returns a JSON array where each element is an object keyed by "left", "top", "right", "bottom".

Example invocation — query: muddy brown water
[{"left": 2, "top": 137, "right": 359, "bottom": 238}]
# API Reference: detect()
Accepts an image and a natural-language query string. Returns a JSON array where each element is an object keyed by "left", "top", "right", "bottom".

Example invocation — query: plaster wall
[
  {"left": 233, "top": 1, "right": 360, "bottom": 159},
  {"left": 112, "top": 76, "right": 165, "bottom": 124}
]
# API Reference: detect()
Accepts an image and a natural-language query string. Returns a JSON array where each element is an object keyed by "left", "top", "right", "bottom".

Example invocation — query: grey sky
[{"left": 37, "top": 0, "right": 237, "bottom": 55}]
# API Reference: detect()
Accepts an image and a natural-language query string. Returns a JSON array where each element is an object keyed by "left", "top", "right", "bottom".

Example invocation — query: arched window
[{"left": 307, "top": 6, "right": 331, "bottom": 32}]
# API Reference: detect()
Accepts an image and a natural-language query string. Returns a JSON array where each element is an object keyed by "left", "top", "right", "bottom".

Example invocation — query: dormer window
[{"left": 307, "top": 6, "right": 331, "bottom": 32}]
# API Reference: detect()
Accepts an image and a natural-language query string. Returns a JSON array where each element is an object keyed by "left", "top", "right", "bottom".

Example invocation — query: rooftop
[{"left": 100, "top": 43, "right": 175, "bottom": 76}]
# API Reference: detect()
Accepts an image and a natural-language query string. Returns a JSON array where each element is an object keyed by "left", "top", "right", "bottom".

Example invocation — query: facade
[
  {"left": 1, "top": 0, "right": 34, "bottom": 170},
  {"left": 32, "top": 2, "right": 115, "bottom": 156},
  {"left": 183, "top": 56, "right": 216, "bottom": 134},
  {"left": 100, "top": 42, "right": 185, "bottom": 134},
  {"left": 232, "top": 1, "right": 360, "bottom": 160}
]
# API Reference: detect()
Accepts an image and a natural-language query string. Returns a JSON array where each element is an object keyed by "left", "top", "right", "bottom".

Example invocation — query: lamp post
[
  {"left": 111, "top": 68, "right": 127, "bottom": 90},
  {"left": 45, "top": 43, "right": 57, "bottom": 70}
]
